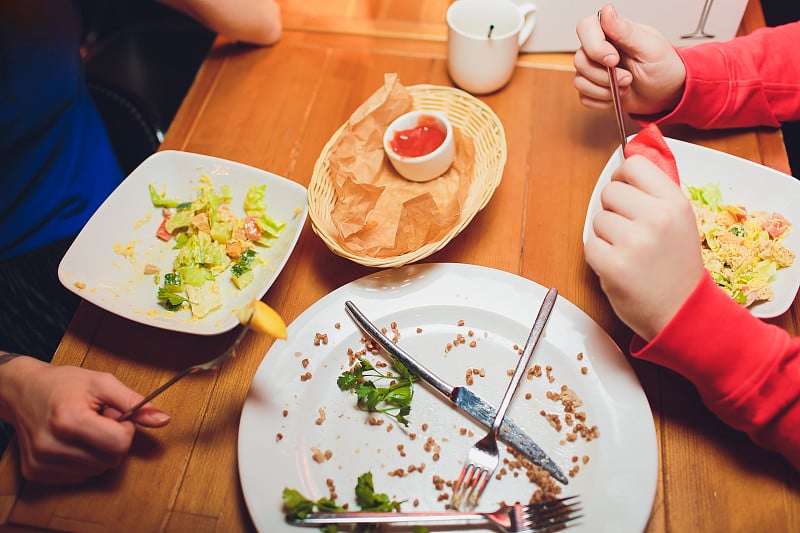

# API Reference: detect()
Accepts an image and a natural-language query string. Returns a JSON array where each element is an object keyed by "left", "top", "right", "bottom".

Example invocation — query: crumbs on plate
[{"left": 283, "top": 317, "right": 598, "bottom": 508}]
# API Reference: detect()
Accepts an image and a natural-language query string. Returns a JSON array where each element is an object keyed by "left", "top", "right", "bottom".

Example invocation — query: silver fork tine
[
  {"left": 454, "top": 463, "right": 491, "bottom": 509},
  {"left": 524, "top": 495, "right": 580, "bottom": 519},
  {"left": 530, "top": 513, "right": 583, "bottom": 532},
  {"left": 523, "top": 496, "right": 583, "bottom": 532}
]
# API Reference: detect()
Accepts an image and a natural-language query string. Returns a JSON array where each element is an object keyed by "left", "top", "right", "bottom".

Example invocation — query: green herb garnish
[
  {"left": 157, "top": 287, "right": 192, "bottom": 309},
  {"left": 337, "top": 356, "right": 414, "bottom": 426},
  {"left": 354, "top": 471, "right": 403, "bottom": 512},
  {"left": 283, "top": 472, "right": 410, "bottom": 532}
]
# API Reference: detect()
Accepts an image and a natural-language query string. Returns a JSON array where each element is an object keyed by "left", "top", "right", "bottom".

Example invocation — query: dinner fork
[
  {"left": 116, "top": 318, "right": 252, "bottom": 422},
  {"left": 452, "top": 288, "right": 558, "bottom": 511},
  {"left": 289, "top": 496, "right": 582, "bottom": 532}
]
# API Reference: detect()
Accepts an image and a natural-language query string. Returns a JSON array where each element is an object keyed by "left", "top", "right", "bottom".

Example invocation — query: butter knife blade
[{"left": 344, "top": 297, "right": 568, "bottom": 485}]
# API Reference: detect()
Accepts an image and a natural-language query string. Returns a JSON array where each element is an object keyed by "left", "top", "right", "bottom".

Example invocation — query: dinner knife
[{"left": 344, "top": 293, "right": 568, "bottom": 485}]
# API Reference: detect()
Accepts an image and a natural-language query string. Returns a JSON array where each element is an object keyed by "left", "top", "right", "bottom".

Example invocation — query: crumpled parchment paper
[{"left": 326, "top": 73, "right": 476, "bottom": 258}]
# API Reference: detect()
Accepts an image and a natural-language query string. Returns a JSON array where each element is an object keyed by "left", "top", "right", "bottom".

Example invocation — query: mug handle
[{"left": 517, "top": 3, "right": 537, "bottom": 48}]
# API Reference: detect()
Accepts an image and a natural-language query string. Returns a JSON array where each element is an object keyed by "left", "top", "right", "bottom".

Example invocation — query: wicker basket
[{"left": 308, "top": 84, "right": 507, "bottom": 268}]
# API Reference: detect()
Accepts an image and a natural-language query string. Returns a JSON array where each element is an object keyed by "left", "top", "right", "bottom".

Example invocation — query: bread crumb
[{"left": 311, "top": 447, "right": 332, "bottom": 463}]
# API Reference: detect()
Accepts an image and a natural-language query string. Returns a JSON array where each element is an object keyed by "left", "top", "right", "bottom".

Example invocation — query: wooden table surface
[{"left": 2, "top": 1, "right": 799, "bottom": 532}]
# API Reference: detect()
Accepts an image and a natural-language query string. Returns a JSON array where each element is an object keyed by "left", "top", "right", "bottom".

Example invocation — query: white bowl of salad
[
  {"left": 59, "top": 150, "right": 309, "bottom": 335},
  {"left": 583, "top": 136, "right": 800, "bottom": 319}
]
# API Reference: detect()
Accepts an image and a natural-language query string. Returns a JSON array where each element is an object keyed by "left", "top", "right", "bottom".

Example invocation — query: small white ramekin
[{"left": 383, "top": 110, "right": 455, "bottom": 182}]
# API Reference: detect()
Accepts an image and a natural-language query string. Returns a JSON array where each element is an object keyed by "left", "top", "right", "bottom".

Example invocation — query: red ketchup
[{"left": 390, "top": 115, "right": 446, "bottom": 158}]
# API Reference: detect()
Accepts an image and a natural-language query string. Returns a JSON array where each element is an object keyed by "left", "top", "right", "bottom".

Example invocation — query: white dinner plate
[
  {"left": 238, "top": 263, "right": 657, "bottom": 532},
  {"left": 58, "top": 150, "right": 308, "bottom": 335},
  {"left": 583, "top": 137, "right": 800, "bottom": 318}
]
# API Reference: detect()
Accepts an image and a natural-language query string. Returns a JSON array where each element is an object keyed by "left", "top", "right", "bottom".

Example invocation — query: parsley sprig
[
  {"left": 156, "top": 287, "right": 194, "bottom": 309},
  {"left": 283, "top": 472, "right": 413, "bottom": 532},
  {"left": 337, "top": 356, "right": 414, "bottom": 427}
]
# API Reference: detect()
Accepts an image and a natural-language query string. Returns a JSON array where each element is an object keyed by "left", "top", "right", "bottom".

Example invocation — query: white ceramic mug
[{"left": 446, "top": 0, "right": 536, "bottom": 95}]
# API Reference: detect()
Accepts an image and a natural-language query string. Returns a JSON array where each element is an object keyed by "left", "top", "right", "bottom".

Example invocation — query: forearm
[
  {"left": 660, "top": 21, "right": 800, "bottom": 129},
  {"left": 630, "top": 274, "right": 800, "bottom": 470},
  {"left": 157, "top": 0, "right": 282, "bottom": 45}
]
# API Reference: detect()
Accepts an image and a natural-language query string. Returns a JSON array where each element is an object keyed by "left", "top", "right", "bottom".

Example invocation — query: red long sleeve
[
  {"left": 630, "top": 273, "right": 800, "bottom": 470},
  {"left": 661, "top": 21, "right": 800, "bottom": 129}
]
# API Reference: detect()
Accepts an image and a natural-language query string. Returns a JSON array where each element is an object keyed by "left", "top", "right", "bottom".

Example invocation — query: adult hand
[
  {"left": 584, "top": 156, "right": 704, "bottom": 341},
  {"left": 0, "top": 356, "right": 170, "bottom": 484},
  {"left": 573, "top": 3, "right": 686, "bottom": 116}
]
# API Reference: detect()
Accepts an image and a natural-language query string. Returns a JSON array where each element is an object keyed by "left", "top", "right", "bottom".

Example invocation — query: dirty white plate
[
  {"left": 238, "top": 263, "right": 657, "bottom": 533},
  {"left": 58, "top": 150, "right": 308, "bottom": 335}
]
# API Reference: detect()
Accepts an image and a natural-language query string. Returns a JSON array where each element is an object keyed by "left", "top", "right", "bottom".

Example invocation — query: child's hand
[{"left": 584, "top": 155, "right": 704, "bottom": 340}]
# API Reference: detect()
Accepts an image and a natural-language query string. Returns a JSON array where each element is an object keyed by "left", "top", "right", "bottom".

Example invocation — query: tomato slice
[
  {"left": 156, "top": 215, "right": 172, "bottom": 241},
  {"left": 764, "top": 213, "right": 791, "bottom": 239},
  {"left": 244, "top": 216, "right": 262, "bottom": 241}
]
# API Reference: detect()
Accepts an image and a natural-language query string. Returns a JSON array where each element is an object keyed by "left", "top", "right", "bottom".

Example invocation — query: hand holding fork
[{"left": 452, "top": 288, "right": 558, "bottom": 510}]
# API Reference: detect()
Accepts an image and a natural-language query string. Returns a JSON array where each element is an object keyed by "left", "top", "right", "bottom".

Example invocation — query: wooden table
[{"left": 2, "top": 1, "right": 798, "bottom": 531}]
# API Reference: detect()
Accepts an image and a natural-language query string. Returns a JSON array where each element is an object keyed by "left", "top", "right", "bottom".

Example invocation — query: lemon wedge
[{"left": 239, "top": 299, "right": 287, "bottom": 339}]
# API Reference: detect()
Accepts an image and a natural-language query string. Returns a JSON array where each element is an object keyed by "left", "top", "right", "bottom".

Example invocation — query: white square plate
[
  {"left": 59, "top": 150, "right": 308, "bottom": 335},
  {"left": 583, "top": 137, "right": 800, "bottom": 318}
]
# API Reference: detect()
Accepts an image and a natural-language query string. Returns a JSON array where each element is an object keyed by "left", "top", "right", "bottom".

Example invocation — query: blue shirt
[{"left": 0, "top": 1, "right": 123, "bottom": 260}]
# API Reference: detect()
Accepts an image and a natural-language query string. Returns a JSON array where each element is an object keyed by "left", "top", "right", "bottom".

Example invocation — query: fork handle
[
  {"left": 115, "top": 323, "right": 251, "bottom": 422},
  {"left": 491, "top": 287, "right": 557, "bottom": 434},
  {"left": 290, "top": 510, "right": 486, "bottom": 525},
  {"left": 116, "top": 366, "right": 196, "bottom": 422}
]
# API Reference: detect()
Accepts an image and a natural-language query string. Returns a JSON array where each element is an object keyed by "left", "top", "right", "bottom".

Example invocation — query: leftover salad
[
  {"left": 690, "top": 183, "right": 795, "bottom": 306},
  {"left": 149, "top": 175, "right": 285, "bottom": 318}
]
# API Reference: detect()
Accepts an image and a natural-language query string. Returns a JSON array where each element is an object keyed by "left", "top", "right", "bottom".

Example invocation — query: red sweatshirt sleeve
[
  {"left": 630, "top": 273, "right": 800, "bottom": 470},
  {"left": 658, "top": 21, "right": 800, "bottom": 129}
]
